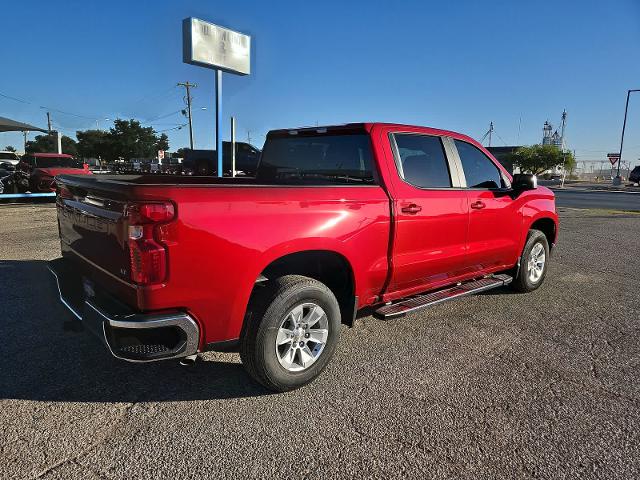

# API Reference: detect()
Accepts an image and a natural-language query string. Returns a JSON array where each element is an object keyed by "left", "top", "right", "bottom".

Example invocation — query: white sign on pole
[{"left": 182, "top": 18, "right": 251, "bottom": 75}]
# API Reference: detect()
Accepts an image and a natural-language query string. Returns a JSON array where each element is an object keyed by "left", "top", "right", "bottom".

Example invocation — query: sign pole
[
  {"left": 215, "top": 69, "right": 223, "bottom": 177},
  {"left": 231, "top": 116, "right": 236, "bottom": 177},
  {"left": 614, "top": 89, "right": 640, "bottom": 185},
  {"left": 182, "top": 17, "right": 251, "bottom": 178}
]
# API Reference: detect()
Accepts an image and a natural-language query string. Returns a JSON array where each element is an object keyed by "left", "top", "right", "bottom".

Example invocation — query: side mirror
[{"left": 512, "top": 173, "right": 537, "bottom": 192}]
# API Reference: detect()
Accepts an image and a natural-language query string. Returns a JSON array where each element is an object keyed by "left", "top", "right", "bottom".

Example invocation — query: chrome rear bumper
[{"left": 48, "top": 258, "right": 200, "bottom": 362}]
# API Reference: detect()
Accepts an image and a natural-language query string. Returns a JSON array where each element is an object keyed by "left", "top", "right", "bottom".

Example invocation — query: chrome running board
[{"left": 375, "top": 274, "right": 513, "bottom": 319}]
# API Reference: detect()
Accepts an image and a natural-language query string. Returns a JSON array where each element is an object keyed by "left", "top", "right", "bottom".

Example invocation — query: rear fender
[{"left": 226, "top": 239, "right": 356, "bottom": 342}]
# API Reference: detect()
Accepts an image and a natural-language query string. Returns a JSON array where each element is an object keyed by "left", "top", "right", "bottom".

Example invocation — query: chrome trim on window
[
  {"left": 441, "top": 136, "right": 466, "bottom": 188},
  {"left": 388, "top": 131, "right": 461, "bottom": 190}
]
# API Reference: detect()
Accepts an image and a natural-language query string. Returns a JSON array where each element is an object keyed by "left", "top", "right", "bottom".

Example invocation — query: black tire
[
  {"left": 511, "top": 229, "right": 550, "bottom": 293},
  {"left": 240, "top": 275, "right": 341, "bottom": 392}
]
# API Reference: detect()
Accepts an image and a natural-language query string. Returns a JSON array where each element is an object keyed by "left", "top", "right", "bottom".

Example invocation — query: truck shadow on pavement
[{"left": 0, "top": 260, "right": 272, "bottom": 402}]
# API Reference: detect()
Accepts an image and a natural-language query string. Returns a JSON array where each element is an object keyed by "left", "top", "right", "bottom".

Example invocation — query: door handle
[
  {"left": 471, "top": 201, "right": 486, "bottom": 210},
  {"left": 401, "top": 203, "right": 422, "bottom": 214}
]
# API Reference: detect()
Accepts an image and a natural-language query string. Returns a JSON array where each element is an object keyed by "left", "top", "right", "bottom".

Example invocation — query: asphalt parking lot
[{"left": 1, "top": 203, "right": 639, "bottom": 479}]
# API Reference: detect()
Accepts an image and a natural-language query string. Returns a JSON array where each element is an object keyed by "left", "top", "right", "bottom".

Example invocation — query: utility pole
[
  {"left": 177, "top": 81, "right": 197, "bottom": 149},
  {"left": 46, "top": 112, "right": 52, "bottom": 135},
  {"left": 488, "top": 121, "right": 493, "bottom": 147},
  {"left": 481, "top": 122, "right": 494, "bottom": 147},
  {"left": 614, "top": 89, "right": 640, "bottom": 185},
  {"left": 560, "top": 111, "right": 568, "bottom": 188},
  {"left": 247, "top": 130, "right": 252, "bottom": 144}
]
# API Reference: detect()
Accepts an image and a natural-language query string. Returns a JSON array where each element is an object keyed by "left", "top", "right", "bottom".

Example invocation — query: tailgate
[{"left": 56, "top": 178, "right": 130, "bottom": 281}]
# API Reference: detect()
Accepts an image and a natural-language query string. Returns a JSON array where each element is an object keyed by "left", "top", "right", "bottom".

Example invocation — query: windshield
[
  {"left": 0, "top": 152, "right": 19, "bottom": 161},
  {"left": 34, "top": 157, "right": 83, "bottom": 168},
  {"left": 257, "top": 133, "right": 375, "bottom": 185}
]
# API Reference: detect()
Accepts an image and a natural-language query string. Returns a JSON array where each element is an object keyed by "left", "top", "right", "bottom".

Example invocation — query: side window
[
  {"left": 455, "top": 140, "right": 503, "bottom": 189},
  {"left": 392, "top": 134, "right": 452, "bottom": 188}
]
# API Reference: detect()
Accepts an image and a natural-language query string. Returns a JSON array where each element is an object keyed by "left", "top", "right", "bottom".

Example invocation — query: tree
[
  {"left": 155, "top": 133, "right": 169, "bottom": 152},
  {"left": 74, "top": 120, "right": 170, "bottom": 161},
  {"left": 4, "top": 145, "right": 16, "bottom": 152},
  {"left": 25, "top": 134, "right": 78, "bottom": 156},
  {"left": 175, "top": 147, "right": 190, "bottom": 158},
  {"left": 511, "top": 144, "right": 575, "bottom": 175},
  {"left": 106, "top": 119, "right": 162, "bottom": 160},
  {"left": 76, "top": 129, "right": 110, "bottom": 160}
]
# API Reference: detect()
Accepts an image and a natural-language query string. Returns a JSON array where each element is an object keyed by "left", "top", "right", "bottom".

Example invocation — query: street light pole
[{"left": 614, "top": 89, "right": 640, "bottom": 185}]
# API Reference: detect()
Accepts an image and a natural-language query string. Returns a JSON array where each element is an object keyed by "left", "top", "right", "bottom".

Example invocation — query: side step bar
[{"left": 375, "top": 274, "right": 513, "bottom": 319}]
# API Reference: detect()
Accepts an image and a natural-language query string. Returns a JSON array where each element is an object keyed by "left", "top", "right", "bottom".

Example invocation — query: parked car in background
[
  {"left": 16, "top": 153, "right": 91, "bottom": 192},
  {"left": 50, "top": 122, "right": 558, "bottom": 392},
  {"left": 0, "top": 161, "right": 18, "bottom": 194},
  {"left": 182, "top": 142, "right": 261, "bottom": 176},
  {"left": 0, "top": 150, "right": 20, "bottom": 166},
  {"left": 629, "top": 166, "right": 640, "bottom": 184},
  {"left": 162, "top": 157, "right": 183, "bottom": 175}
]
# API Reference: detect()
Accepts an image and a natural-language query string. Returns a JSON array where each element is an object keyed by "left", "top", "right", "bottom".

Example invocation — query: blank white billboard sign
[{"left": 182, "top": 18, "right": 251, "bottom": 75}]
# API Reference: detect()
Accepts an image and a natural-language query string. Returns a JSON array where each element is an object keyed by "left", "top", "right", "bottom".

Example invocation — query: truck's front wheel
[
  {"left": 511, "top": 229, "right": 550, "bottom": 292},
  {"left": 240, "top": 275, "right": 341, "bottom": 392}
]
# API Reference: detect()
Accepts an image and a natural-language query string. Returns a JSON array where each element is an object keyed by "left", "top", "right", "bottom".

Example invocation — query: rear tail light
[{"left": 126, "top": 201, "right": 175, "bottom": 285}]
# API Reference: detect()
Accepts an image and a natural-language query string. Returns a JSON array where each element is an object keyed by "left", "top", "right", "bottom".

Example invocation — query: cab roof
[{"left": 267, "top": 122, "right": 480, "bottom": 145}]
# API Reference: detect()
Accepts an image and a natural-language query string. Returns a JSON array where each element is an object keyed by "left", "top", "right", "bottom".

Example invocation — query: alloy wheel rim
[
  {"left": 527, "top": 242, "right": 546, "bottom": 283},
  {"left": 275, "top": 302, "right": 329, "bottom": 372}
]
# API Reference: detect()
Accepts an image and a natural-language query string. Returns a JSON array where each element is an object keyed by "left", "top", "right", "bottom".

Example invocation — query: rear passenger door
[
  {"left": 453, "top": 140, "right": 521, "bottom": 272},
  {"left": 386, "top": 133, "right": 469, "bottom": 296}
]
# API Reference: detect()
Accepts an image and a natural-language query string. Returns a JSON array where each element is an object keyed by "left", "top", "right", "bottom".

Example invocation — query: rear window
[
  {"left": 257, "top": 133, "right": 375, "bottom": 185},
  {"left": 392, "top": 134, "right": 452, "bottom": 188},
  {"left": 0, "top": 152, "right": 19, "bottom": 161},
  {"left": 32, "top": 157, "right": 83, "bottom": 168}
]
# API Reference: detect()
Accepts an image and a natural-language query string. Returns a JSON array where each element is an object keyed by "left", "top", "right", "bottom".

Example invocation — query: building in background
[
  {"left": 542, "top": 121, "right": 563, "bottom": 148},
  {"left": 487, "top": 146, "right": 520, "bottom": 174}
]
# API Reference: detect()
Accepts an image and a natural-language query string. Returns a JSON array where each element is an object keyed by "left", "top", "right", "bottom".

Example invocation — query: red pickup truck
[{"left": 49, "top": 123, "right": 558, "bottom": 391}]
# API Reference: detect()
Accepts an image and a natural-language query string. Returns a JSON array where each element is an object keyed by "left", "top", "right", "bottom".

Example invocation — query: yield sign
[{"left": 607, "top": 153, "right": 620, "bottom": 165}]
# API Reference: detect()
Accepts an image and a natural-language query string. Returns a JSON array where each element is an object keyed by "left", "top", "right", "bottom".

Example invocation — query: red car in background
[{"left": 16, "top": 153, "right": 91, "bottom": 193}]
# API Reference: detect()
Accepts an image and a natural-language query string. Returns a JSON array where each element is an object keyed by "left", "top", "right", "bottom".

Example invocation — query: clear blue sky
[{"left": 1, "top": 0, "right": 639, "bottom": 167}]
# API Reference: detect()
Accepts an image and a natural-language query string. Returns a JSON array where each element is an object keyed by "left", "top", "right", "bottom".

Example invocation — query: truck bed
[{"left": 54, "top": 173, "right": 392, "bottom": 346}]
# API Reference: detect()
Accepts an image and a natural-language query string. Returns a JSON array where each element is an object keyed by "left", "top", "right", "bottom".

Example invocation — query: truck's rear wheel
[
  {"left": 240, "top": 275, "right": 341, "bottom": 392},
  {"left": 511, "top": 229, "right": 549, "bottom": 292}
]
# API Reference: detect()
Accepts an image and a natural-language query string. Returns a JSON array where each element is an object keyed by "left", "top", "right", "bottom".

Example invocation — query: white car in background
[{"left": 0, "top": 151, "right": 20, "bottom": 166}]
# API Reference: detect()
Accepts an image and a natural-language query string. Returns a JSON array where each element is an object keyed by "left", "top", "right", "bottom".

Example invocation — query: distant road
[{"left": 553, "top": 188, "right": 640, "bottom": 211}]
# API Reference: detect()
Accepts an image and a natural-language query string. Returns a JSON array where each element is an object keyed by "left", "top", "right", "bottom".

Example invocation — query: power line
[
  {"left": 1, "top": 85, "right": 182, "bottom": 125},
  {"left": 494, "top": 132, "right": 509, "bottom": 146},
  {"left": 143, "top": 110, "right": 182, "bottom": 123},
  {"left": 127, "top": 86, "right": 178, "bottom": 108},
  {"left": 0, "top": 92, "right": 30, "bottom": 104},
  {"left": 156, "top": 123, "right": 188, "bottom": 133}
]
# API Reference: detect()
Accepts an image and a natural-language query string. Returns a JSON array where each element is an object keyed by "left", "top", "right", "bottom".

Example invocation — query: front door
[
  {"left": 453, "top": 139, "right": 521, "bottom": 272},
  {"left": 385, "top": 132, "right": 469, "bottom": 297}
]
